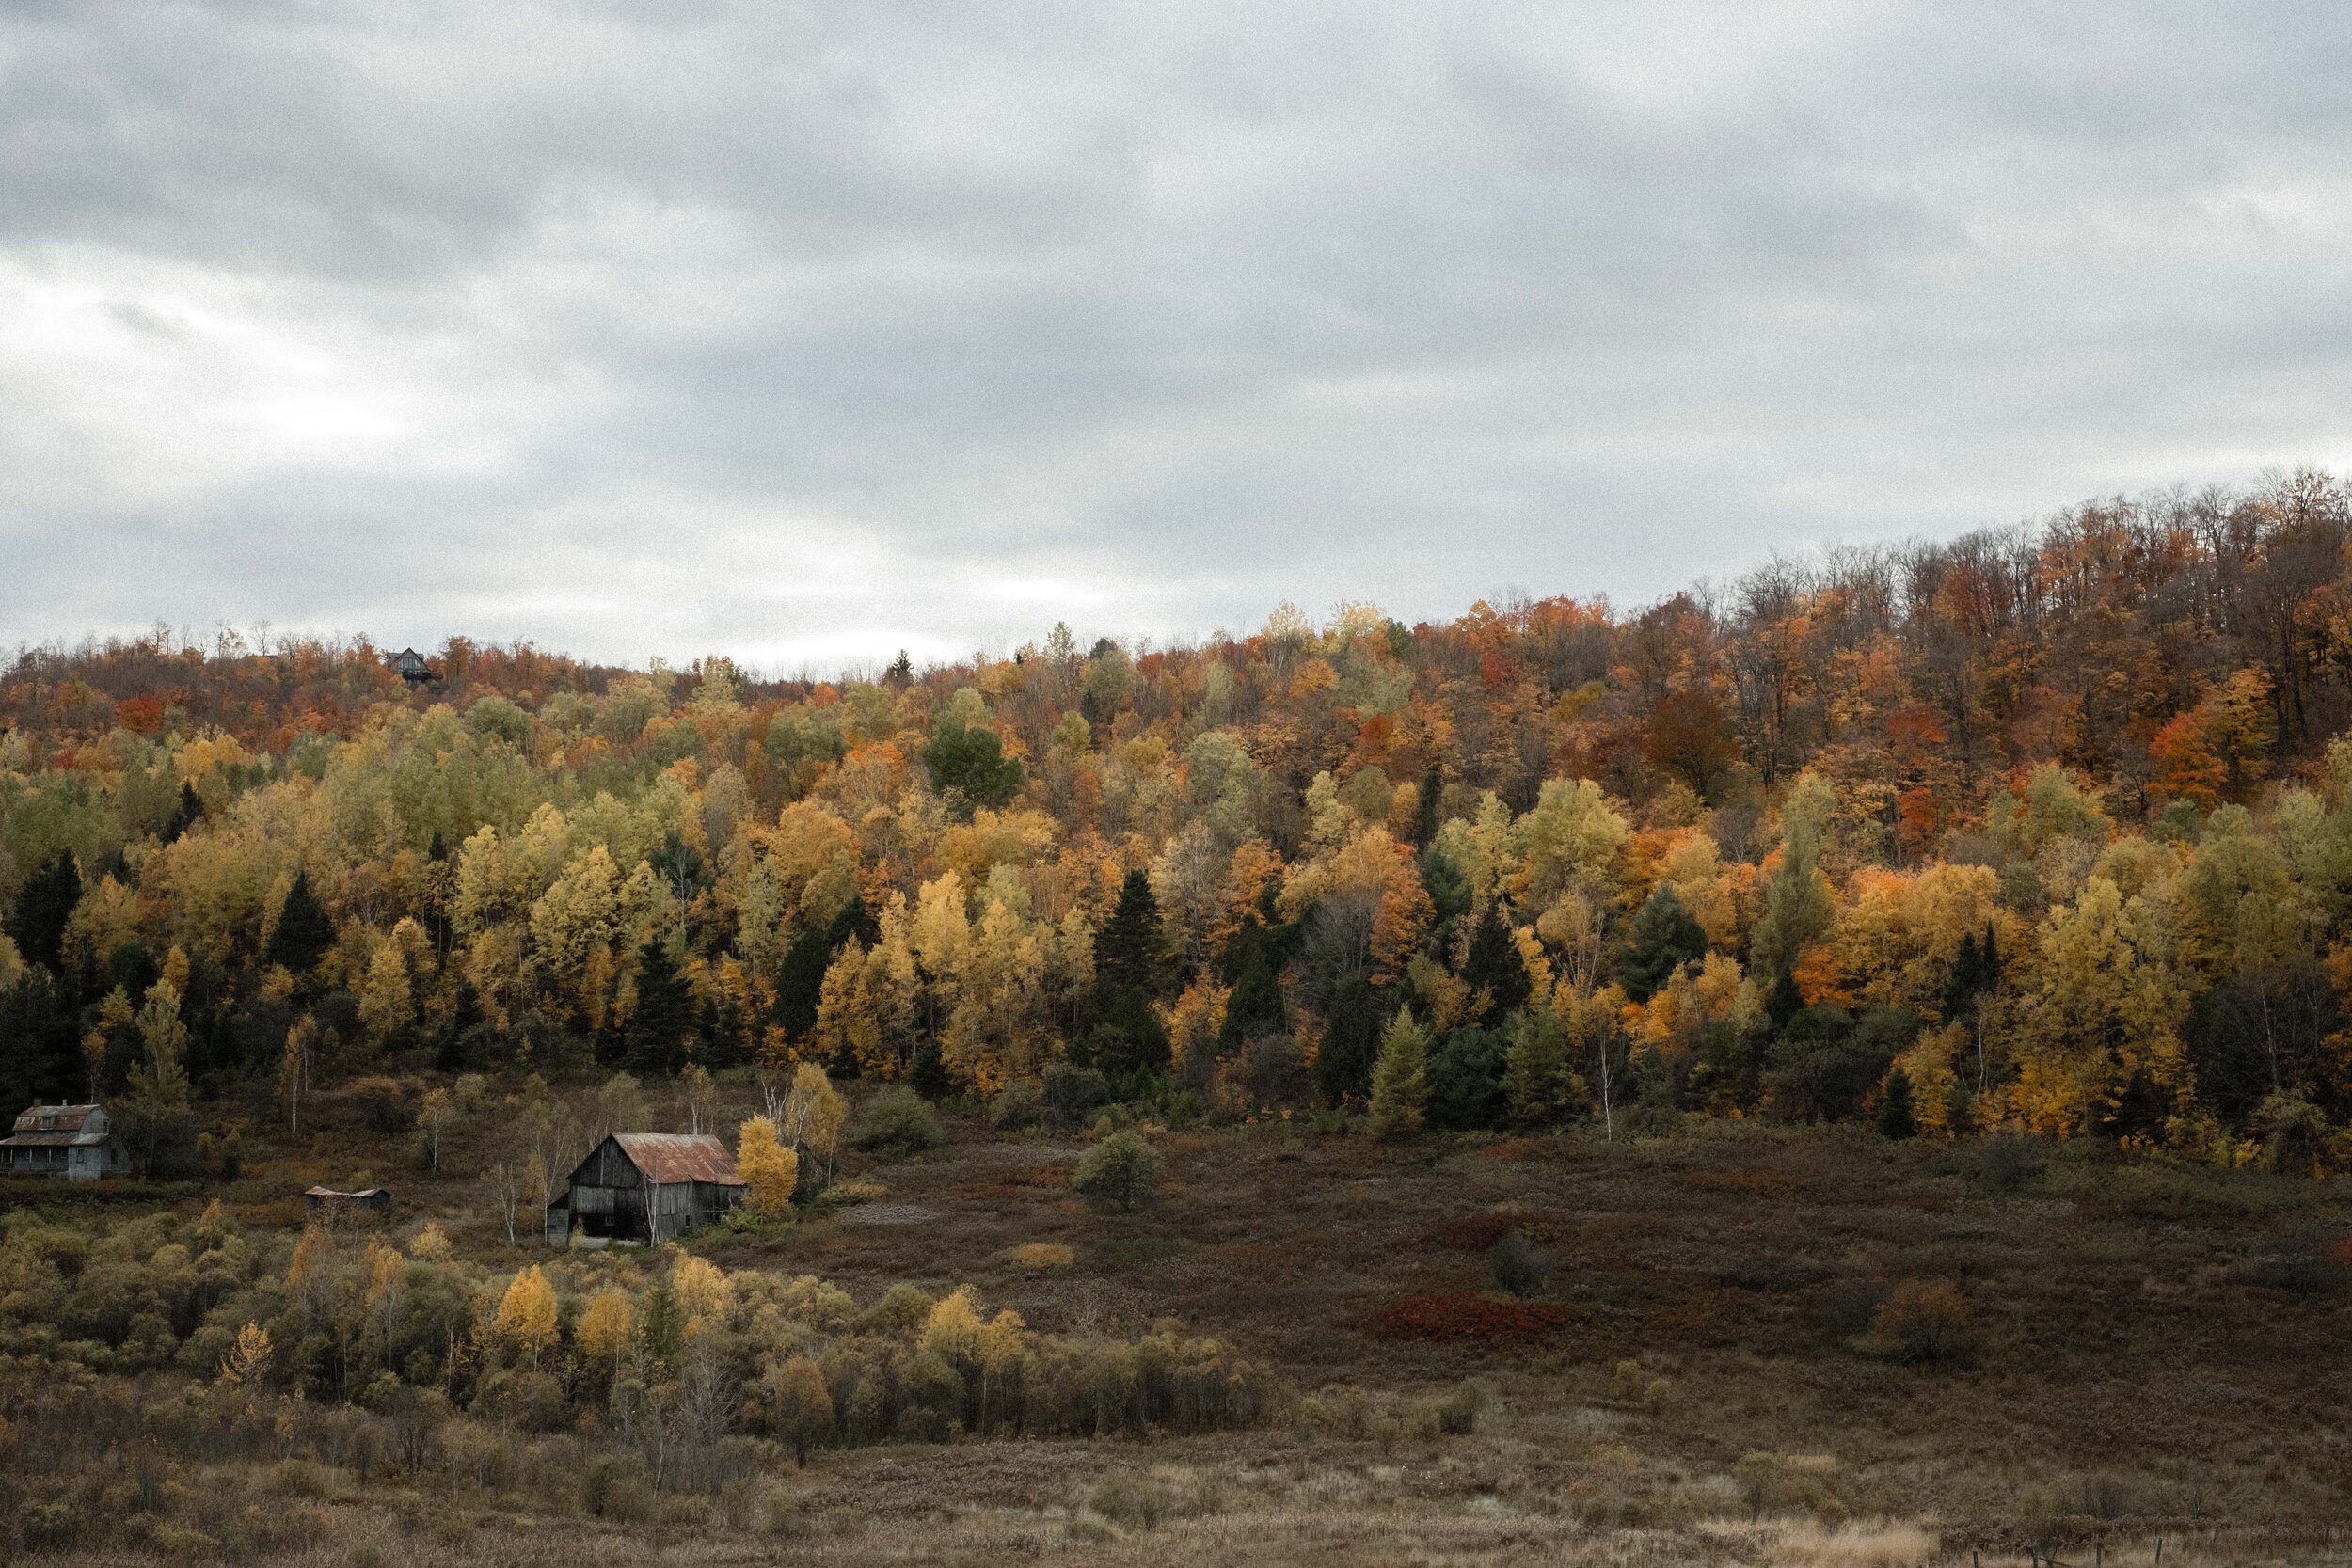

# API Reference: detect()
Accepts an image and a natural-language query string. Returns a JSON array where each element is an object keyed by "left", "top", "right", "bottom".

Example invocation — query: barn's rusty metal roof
[{"left": 613, "top": 1132, "right": 744, "bottom": 1186}]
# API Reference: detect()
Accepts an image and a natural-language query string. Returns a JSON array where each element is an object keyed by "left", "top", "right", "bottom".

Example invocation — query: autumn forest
[{"left": 6, "top": 473, "right": 2352, "bottom": 1164}]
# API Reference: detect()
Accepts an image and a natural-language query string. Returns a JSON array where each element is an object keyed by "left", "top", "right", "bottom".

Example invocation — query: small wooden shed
[
  {"left": 306, "top": 1186, "right": 392, "bottom": 1217},
  {"left": 547, "top": 1133, "right": 745, "bottom": 1245}
]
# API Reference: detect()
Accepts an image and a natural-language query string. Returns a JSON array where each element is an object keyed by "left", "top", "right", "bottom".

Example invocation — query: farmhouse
[
  {"left": 547, "top": 1132, "right": 745, "bottom": 1245},
  {"left": 2, "top": 1104, "right": 130, "bottom": 1180}
]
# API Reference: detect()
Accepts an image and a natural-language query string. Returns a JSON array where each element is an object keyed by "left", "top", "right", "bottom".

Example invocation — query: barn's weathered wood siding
[{"left": 547, "top": 1136, "right": 741, "bottom": 1244}]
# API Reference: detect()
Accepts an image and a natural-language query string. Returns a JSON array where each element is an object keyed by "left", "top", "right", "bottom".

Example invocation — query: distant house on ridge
[
  {"left": 389, "top": 648, "right": 433, "bottom": 688},
  {"left": 547, "top": 1132, "right": 745, "bottom": 1245}
]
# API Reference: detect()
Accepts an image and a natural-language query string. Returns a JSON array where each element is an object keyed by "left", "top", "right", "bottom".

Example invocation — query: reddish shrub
[{"left": 1375, "top": 1293, "right": 1573, "bottom": 1342}]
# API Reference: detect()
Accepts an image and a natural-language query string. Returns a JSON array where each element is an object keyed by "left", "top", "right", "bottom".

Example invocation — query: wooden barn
[
  {"left": 306, "top": 1185, "right": 392, "bottom": 1218},
  {"left": 547, "top": 1132, "right": 745, "bottom": 1245}
]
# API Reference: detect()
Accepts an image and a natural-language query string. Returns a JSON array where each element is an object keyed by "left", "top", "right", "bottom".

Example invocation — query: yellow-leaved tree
[
  {"left": 494, "top": 1264, "right": 560, "bottom": 1368},
  {"left": 781, "top": 1061, "right": 847, "bottom": 1185},
  {"left": 737, "top": 1115, "right": 797, "bottom": 1217},
  {"left": 673, "top": 1254, "right": 735, "bottom": 1332},
  {"left": 217, "top": 1322, "right": 273, "bottom": 1386},
  {"left": 576, "top": 1287, "right": 634, "bottom": 1386}
]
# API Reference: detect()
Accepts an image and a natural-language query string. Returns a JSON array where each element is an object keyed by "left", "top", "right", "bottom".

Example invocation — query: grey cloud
[{"left": 3, "top": 2, "right": 2350, "bottom": 669}]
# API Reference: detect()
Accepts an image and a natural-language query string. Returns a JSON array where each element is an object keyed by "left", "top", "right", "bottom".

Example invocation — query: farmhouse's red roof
[{"left": 614, "top": 1132, "right": 743, "bottom": 1187}]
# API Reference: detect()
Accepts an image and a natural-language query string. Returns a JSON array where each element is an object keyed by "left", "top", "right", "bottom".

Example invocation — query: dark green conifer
[
  {"left": 265, "top": 870, "right": 335, "bottom": 975},
  {"left": 1621, "top": 883, "right": 1708, "bottom": 1002},
  {"left": 1459, "top": 904, "right": 1530, "bottom": 1024}
]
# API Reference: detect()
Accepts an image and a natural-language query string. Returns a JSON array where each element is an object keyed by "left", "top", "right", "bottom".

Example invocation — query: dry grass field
[{"left": 9, "top": 1081, "right": 2352, "bottom": 1566}]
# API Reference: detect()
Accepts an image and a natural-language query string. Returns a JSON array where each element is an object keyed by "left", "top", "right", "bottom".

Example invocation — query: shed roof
[
  {"left": 306, "top": 1186, "right": 389, "bottom": 1201},
  {"left": 612, "top": 1132, "right": 743, "bottom": 1186}
]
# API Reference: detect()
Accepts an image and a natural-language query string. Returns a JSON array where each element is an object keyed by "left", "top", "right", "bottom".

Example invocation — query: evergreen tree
[
  {"left": 1368, "top": 1007, "right": 1430, "bottom": 1137},
  {"left": 265, "top": 870, "right": 335, "bottom": 975},
  {"left": 1942, "top": 929, "right": 1980, "bottom": 1020},
  {"left": 1877, "top": 1065, "right": 1917, "bottom": 1139},
  {"left": 1409, "top": 765, "right": 1444, "bottom": 848},
  {"left": 1314, "top": 975, "right": 1382, "bottom": 1103},
  {"left": 1460, "top": 904, "right": 1531, "bottom": 1023},
  {"left": 625, "top": 939, "right": 696, "bottom": 1076},
  {"left": 0, "top": 969, "right": 82, "bottom": 1108},
  {"left": 1082, "top": 870, "right": 1174, "bottom": 1089},
  {"left": 5, "top": 849, "right": 81, "bottom": 974},
  {"left": 1621, "top": 884, "right": 1708, "bottom": 1002},
  {"left": 1217, "top": 913, "right": 1284, "bottom": 1049},
  {"left": 161, "top": 782, "right": 204, "bottom": 846},
  {"left": 775, "top": 925, "right": 834, "bottom": 1042},
  {"left": 1764, "top": 969, "right": 1805, "bottom": 1033},
  {"left": 777, "top": 897, "right": 877, "bottom": 1043},
  {"left": 1093, "top": 870, "right": 1168, "bottom": 998},
  {"left": 911, "top": 1040, "right": 954, "bottom": 1100},
  {"left": 1503, "top": 1005, "right": 1576, "bottom": 1126},
  {"left": 1080, "top": 989, "right": 1168, "bottom": 1088},
  {"left": 1419, "top": 846, "right": 1472, "bottom": 931},
  {"left": 1427, "top": 1025, "right": 1510, "bottom": 1130},
  {"left": 435, "top": 979, "right": 486, "bottom": 1071}
]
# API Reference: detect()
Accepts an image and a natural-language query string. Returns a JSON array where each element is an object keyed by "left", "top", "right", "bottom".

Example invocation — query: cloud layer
[{"left": 5, "top": 2, "right": 2348, "bottom": 670}]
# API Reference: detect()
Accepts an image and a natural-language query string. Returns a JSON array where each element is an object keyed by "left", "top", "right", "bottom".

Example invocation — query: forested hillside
[{"left": 7, "top": 471, "right": 2352, "bottom": 1166}]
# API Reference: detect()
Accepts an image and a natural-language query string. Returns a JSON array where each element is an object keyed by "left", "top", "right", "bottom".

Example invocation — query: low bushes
[{"left": 847, "top": 1087, "right": 945, "bottom": 1155}]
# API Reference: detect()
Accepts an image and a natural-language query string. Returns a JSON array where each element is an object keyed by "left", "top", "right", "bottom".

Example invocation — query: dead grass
[{"left": 12, "top": 1079, "right": 2352, "bottom": 1562}]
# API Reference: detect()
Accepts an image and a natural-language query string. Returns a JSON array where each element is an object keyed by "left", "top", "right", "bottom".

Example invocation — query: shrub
[
  {"left": 581, "top": 1455, "right": 651, "bottom": 1521},
  {"left": 1042, "top": 1063, "right": 1111, "bottom": 1128},
  {"left": 990, "top": 1079, "right": 1047, "bottom": 1132},
  {"left": 809, "top": 1179, "right": 889, "bottom": 1215},
  {"left": 1089, "top": 1473, "right": 1179, "bottom": 1531},
  {"left": 1489, "top": 1231, "right": 1555, "bottom": 1299},
  {"left": 2238, "top": 1243, "right": 2344, "bottom": 1294},
  {"left": 1434, "top": 1380, "right": 1484, "bottom": 1434},
  {"left": 1073, "top": 1131, "right": 1161, "bottom": 1212},
  {"left": 1375, "top": 1293, "right": 1571, "bottom": 1341},
  {"left": 348, "top": 1076, "right": 417, "bottom": 1135},
  {"left": 1009, "top": 1242, "right": 1075, "bottom": 1274},
  {"left": 1857, "top": 1278, "right": 1973, "bottom": 1366},
  {"left": 848, "top": 1086, "right": 945, "bottom": 1155},
  {"left": 1978, "top": 1129, "right": 2046, "bottom": 1191},
  {"left": 759, "top": 1485, "right": 801, "bottom": 1537}
]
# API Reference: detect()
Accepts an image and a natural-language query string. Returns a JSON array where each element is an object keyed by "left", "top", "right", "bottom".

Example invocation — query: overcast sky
[{"left": 4, "top": 3, "right": 2348, "bottom": 673}]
